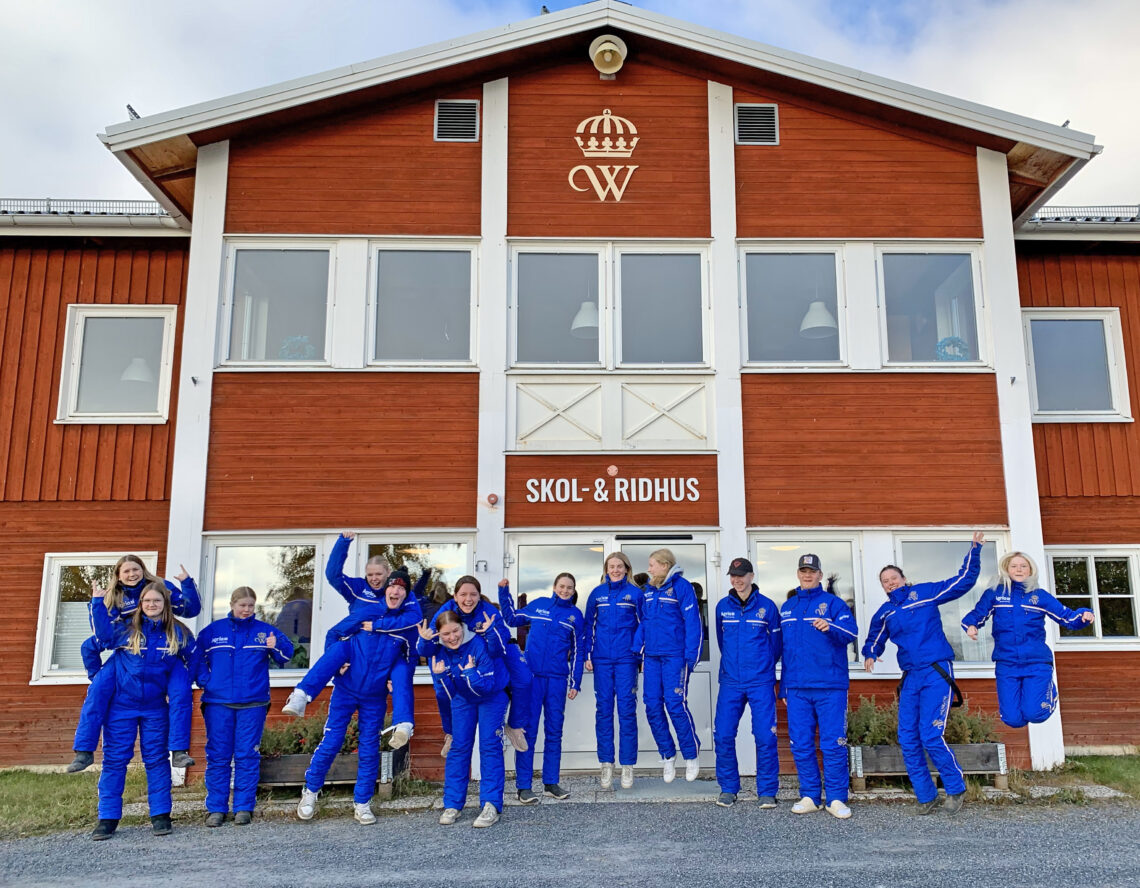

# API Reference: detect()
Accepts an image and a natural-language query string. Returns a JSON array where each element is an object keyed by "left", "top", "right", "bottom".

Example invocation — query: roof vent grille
[
  {"left": 735, "top": 104, "right": 779, "bottom": 146},
  {"left": 435, "top": 100, "right": 480, "bottom": 142}
]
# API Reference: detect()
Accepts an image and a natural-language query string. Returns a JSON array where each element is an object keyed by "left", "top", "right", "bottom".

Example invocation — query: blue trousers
[
  {"left": 444, "top": 691, "right": 509, "bottom": 812},
  {"left": 202, "top": 703, "right": 269, "bottom": 813},
  {"left": 714, "top": 682, "right": 778, "bottom": 796},
  {"left": 995, "top": 661, "right": 1057, "bottom": 728},
  {"left": 305, "top": 687, "right": 386, "bottom": 804},
  {"left": 434, "top": 644, "right": 531, "bottom": 735},
  {"left": 298, "top": 640, "right": 415, "bottom": 725},
  {"left": 97, "top": 704, "right": 171, "bottom": 819},
  {"left": 898, "top": 665, "right": 965, "bottom": 802},
  {"left": 785, "top": 687, "right": 849, "bottom": 805},
  {"left": 74, "top": 655, "right": 192, "bottom": 752},
  {"left": 643, "top": 655, "right": 699, "bottom": 761},
  {"left": 515, "top": 674, "right": 569, "bottom": 789},
  {"left": 593, "top": 660, "right": 639, "bottom": 766}
]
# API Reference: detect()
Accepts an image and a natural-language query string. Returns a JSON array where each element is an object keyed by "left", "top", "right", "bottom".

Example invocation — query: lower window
[{"left": 1051, "top": 553, "right": 1138, "bottom": 640}]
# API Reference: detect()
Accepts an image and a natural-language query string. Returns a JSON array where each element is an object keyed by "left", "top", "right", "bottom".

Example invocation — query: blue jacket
[
  {"left": 962, "top": 582, "right": 1092, "bottom": 667},
  {"left": 92, "top": 576, "right": 201, "bottom": 630},
  {"left": 325, "top": 536, "right": 431, "bottom": 614},
  {"left": 330, "top": 628, "right": 412, "bottom": 699},
  {"left": 328, "top": 595, "right": 424, "bottom": 665},
  {"left": 716, "top": 586, "right": 781, "bottom": 686},
  {"left": 195, "top": 612, "right": 294, "bottom": 705},
  {"left": 434, "top": 598, "right": 512, "bottom": 658},
  {"left": 634, "top": 567, "right": 703, "bottom": 669},
  {"left": 862, "top": 542, "right": 982, "bottom": 672},
  {"left": 417, "top": 632, "right": 508, "bottom": 702},
  {"left": 498, "top": 584, "right": 585, "bottom": 690},
  {"left": 778, "top": 585, "right": 857, "bottom": 692},
  {"left": 91, "top": 598, "right": 195, "bottom": 710},
  {"left": 583, "top": 577, "right": 643, "bottom": 665}
]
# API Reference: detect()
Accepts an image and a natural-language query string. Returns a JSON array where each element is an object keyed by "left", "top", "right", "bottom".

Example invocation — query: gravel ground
[{"left": 2, "top": 799, "right": 1138, "bottom": 888}]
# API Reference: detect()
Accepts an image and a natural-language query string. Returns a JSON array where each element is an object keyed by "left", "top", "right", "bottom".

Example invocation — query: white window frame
[
  {"left": 31, "top": 551, "right": 159, "bottom": 685},
  {"left": 366, "top": 240, "right": 479, "bottom": 368},
  {"left": 219, "top": 240, "right": 336, "bottom": 368},
  {"left": 1022, "top": 307, "right": 1132, "bottom": 423},
  {"left": 739, "top": 244, "right": 848, "bottom": 369},
  {"left": 55, "top": 304, "right": 177, "bottom": 424},
  {"left": 1046, "top": 546, "right": 1140, "bottom": 650},
  {"left": 876, "top": 245, "right": 990, "bottom": 370}
]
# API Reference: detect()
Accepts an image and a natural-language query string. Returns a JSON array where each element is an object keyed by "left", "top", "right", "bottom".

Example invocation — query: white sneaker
[
  {"left": 600, "top": 762, "right": 614, "bottom": 790},
  {"left": 791, "top": 796, "right": 822, "bottom": 815},
  {"left": 296, "top": 788, "right": 318, "bottom": 820},
  {"left": 503, "top": 725, "right": 528, "bottom": 752},
  {"left": 620, "top": 765, "right": 634, "bottom": 789},
  {"left": 389, "top": 722, "right": 413, "bottom": 749},
  {"left": 353, "top": 801, "right": 376, "bottom": 825},
  {"left": 282, "top": 689, "right": 309, "bottom": 718},
  {"left": 826, "top": 799, "right": 852, "bottom": 819},
  {"left": 684, "top": 758, "right": 700, "bottom": 782},
  {"left": 662, "top": 757, "right": 676, "bottom": 784},
  {"left": 472, "top": 802, "right": 500, "bottom": 829},
  {"left": 438, "top": 807, "right": 460, "bottom": 825},
  {"left": 440, "top": 734, "right": 452, "bottom": 758}
]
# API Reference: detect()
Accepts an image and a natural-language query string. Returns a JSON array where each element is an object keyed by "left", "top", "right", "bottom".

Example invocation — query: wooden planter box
[
  {"left": 849, "top": 742, "right": 1008, "bottom": 791},
  {"left": 259, "top": 746, "right": 409, "bottom": 792}
]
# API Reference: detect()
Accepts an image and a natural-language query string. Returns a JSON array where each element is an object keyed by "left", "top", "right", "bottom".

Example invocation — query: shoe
[
  {"left": 170, "top": 750, "right": 195, "bottom": 769},
  {"left": 472, "top": 802, "right": 500, "bottom": 828},
  {"left": 600, "top": 762, "right": 614, "bottom": 790},
  {"left": 544, "top": 783, "right": 570, "bottom": 800},
  {"left": 438, "top": 807, "right": 460, "bottom": 825},
  {"left": 205, "top": 812, "right": 225, "bottom": 828},
  {"left": 716, "top": 792, "right": 736, "bottom": 808},
  {"left": 621, "top": 766, "right": 634, "bottom": 789},
  {"left": 297, "top": 788, "right": 318, "bottom": 820},
  {"left": 826, "top": 799, "right": 852, "bottom": 819},
  {"left": 91, "top": 819, "right": 118, "bottom": 841},
  {"left": 684, "top": 758, "right": 700, "bottom": 782},
  {"left": 354, "top": 802, "right": 376, "bottom": 825},
  {"left": 440, "top": 734, "right": 452, "bottom": 758},
  {"left": 792, "top": 796, "right": 822, "bottom": 815},
  {"left": 503, "top": 725, "right": 528, "bottom": 752},
  {"left": 389, "top": 722, "right": 413, "bottom": 749},
  {"left": 68, "top": 751, "right": 95, "bottom": 773},
  {"left": 282, "top": 689, "right": 309, "bottom": 718},
  {"left": 662, "top": 757, "right": 676, "bottom": 784},
  {"left": 233, "top": 810, "right": 252, "bottom": 826},
  {"left": 943, "top": 792, "right": 965, "bottom": 815},
  {"left": 758, "top": 796, "right": 778, "bottom": 809},
  {"left": 918, "top": 798, "right": 940, "bottom": 816},
  {"left": 516, "top": 789, "right": 539, "bottom": 805},
  {"left": 151, "top": 813, "right": 172, "bottom": 835}
]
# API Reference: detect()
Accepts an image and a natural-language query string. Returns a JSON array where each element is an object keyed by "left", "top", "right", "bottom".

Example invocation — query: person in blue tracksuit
[
  {"left": 863, "top": 533, "right": 985, "bottom": 816},
  {"left": 88, "top": 581, "right": 195, "bottom": 841},
  {"left": 779, "top": 553, "right": 858, "bottom": 819},
  {"left": 634, "top": 548, "right": 703, "bottom": 784},
  {"left": 962, "top": 550, "right": 1094, "bottom": 728},
  {"left": 69, "top": 554, "right": 200, "bottom": 774},
  {"left": 418, "top": 609, "right": 509, "bottom": 828},
  {"left": 195, "top": 586, "right": 293, "bottom": 827},
  {"left": 583, "top": 552, "right": 644, "bottom": 791},
  {"left": 713, "top": 557, "right": 782, "bottom": 809},
  {"left": 498, "top": 574, "right": 586, "bottom": 802}
]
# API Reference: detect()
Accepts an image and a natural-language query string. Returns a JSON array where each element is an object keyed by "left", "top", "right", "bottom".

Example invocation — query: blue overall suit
[
  {"left": 90, "top": 598, "right": 194, "bottom": 820},
  {"left": 195, "top": 612, "right": 293, "bottom": 815},
  {"left": 418, "top": 632, "right": 509, "bottom": 813},
  {"left": 584, "top": 576, "right": 644, "bottom": 767},
  {"left": 635, "top": 567, "right": 703, "bottom": 761},
  {"left": 499, "top": 583, "right": 585, "bottom": 789},
  {"left": 862, "top": 542, "right": 982, "bottom": 803},
  {"left": 780, "top": 585, "right": 857, "bottom": 806},
  {"left": 714, "top": 585, "right": 782, "bottom": 797},
  {"left": 962, "top": 581, "right": 1092, "bottom": 728},
  {"left": 74, "top": 576, "right": 200, "bottom": 754}
]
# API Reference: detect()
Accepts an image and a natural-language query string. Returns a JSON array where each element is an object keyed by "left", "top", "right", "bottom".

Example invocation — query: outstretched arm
[
  {"left": 497, "top": 580, "right": 530, "bottom": 628},
  {"left": 325, "top": 533, "right": 356, "bottom": 606},
  {"left": 169, "top": 566, "right": 202, "bottom": 619}
]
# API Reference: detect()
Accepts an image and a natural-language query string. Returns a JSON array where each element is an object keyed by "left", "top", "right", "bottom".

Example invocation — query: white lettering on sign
[{"left": 525, "top": 477, "right": 700, "bottom": 504}]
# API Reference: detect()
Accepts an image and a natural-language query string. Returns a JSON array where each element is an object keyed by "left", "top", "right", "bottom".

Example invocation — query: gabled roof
[{"left": 100, "top": 0, "right": 1100, "bottom": 228}]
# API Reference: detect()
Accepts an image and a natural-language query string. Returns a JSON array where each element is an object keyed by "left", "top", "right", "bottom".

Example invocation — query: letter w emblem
[{"left": 568, "top": 165, "right": 639, "bottom": 202}]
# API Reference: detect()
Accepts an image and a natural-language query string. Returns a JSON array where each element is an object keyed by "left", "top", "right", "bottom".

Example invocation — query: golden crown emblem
[{"left": 575, "top": 109, "right": 639, "bottom": 158}]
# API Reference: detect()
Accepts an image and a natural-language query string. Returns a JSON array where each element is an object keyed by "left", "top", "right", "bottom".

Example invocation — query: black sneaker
[
  {"left": 233, "top": 810, "right": 253, "bottom": 826},
  {"left": 918, "top": 799, "right": 940, "bottom": 816},
  {"left": 516, "top": 789, "right": 539, "bottom": 805},
  {"left": 68, "top": 751, "right": 95, "bottom": 773},
  {"left": 943, "top": 792, "right": 966, "bottom": 816},
  {"left": 543, "top": 783, "right": 570, "bottom": 800},
  {"left": 151, "top": 814, "right": 173, "bottom": 836},
  {"left": 91, "top": 819, "right": 118, "bottom": 841},
  {"left": 716, "top": 792, "right": 736, "bottom": 808},
  {"left": 205, "top": 812, "right": 225, "bottom": 828},
  {"left": 757, "top": 795, "right": 778, "bottom": 809},
  {"left": 170, "top": 751, "right": 195, "bottom": 769}
]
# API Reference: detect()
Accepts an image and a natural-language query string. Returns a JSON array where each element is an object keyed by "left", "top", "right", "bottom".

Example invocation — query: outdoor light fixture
[
  {"left": 799, "top": 300, "right": 838, "bottom": 339},
  {"left": 570, "top": 300, "right": 599, "bottom": 338},
  {"left": 590, "top": 34, "right": 627, "bottom": 78}
]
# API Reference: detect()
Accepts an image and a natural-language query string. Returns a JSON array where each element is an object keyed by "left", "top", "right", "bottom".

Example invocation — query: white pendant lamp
[
  {"left": 799, "top": 300, "right": 838, "bottom": 339},
  {"left": 120, "top": 357, "right": 155, "bottom": 383},
  {"left": 570, "top": 300, "right": 599, "bottom": 339}
]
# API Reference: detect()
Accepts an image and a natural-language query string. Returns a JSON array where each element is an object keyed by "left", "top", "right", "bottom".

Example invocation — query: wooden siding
[
  {"left": 204, "top": 372, "right": 478, "bottom": 530},
  {"left": 508, "top": 61, "right": 710, "bottom": 238},
  {"left": 0, "top": 242, "right": 187, "bottom": 503},
  {"left": 225, "top": 88, "right": 482, "bottom": 236},
  {"left": 504, "top": 454, "right": 719, "bottom": 527},
  {"left": 1056, "top": 651, "right": 1140, "bottom": 750},
  {"left": 741, "top": 374, "right": 1007, "bottom": 527},
  {"left": 1041, "top": 496, "right": 1140, "bottom": 545},
  {"left": 732, "top": 85, "right": 983, "bottom": 239}
]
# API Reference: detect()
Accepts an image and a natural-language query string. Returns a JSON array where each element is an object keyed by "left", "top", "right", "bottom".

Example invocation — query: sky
[{"left": 2, "top": 0, "right": 1138, "bottom": 207}]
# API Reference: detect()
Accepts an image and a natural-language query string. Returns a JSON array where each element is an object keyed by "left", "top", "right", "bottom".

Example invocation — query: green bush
[
  {"left": 847, "top": 695, "right": 999, "bottom": 746},
  {"left": 260, "top": 706, "right": 360, "bottom": 757}
]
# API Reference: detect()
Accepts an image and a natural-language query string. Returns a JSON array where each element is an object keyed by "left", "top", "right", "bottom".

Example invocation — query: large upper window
[
  {"left": 372, "top": 249, "right": 473, "bottom": 363},
  {"left": 743, "top": 252, "right": 843, "bottom": 364},
  {"left": 881, "top": 252, "right": 982, "bottom": 365},
  {"left": 57, "top": 305, "right": 176, "bottom": 424},
  {"left": 1023, "top": 309, "right": 1131, "bottom": 422},
  {"left": 1051, "top": 552, "right": 1138, "bottom": 641}
]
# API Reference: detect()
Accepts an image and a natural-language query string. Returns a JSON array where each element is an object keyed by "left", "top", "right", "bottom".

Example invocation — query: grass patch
[
  {"left": 1062, "top": 755, "right": 1140, "bottom": 797},
  {"left": 392, "top": 773, "right": 439, "bottom": 799}
]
